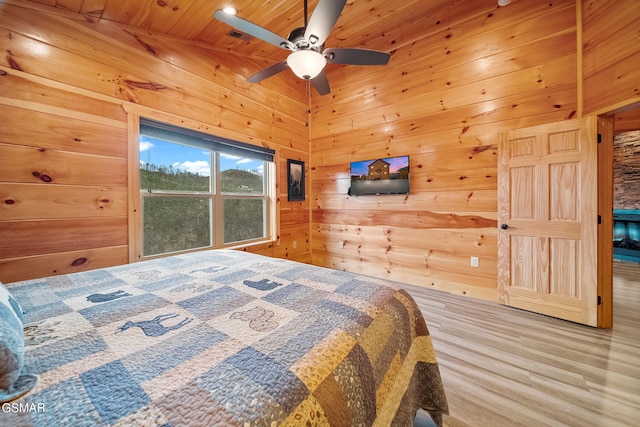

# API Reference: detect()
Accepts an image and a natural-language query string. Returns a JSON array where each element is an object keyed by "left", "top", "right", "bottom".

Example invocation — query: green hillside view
[
  {"left": 141, "top": 165, "right": 265, "bottom": 256},
  {"left": 141, "top": 163, "right": 209, "bottom": 192},
  {"left": 140, "top": 164, "right": 264, "bottom": 193}
]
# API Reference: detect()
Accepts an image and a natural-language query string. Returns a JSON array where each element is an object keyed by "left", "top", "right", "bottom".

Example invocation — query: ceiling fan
[{"left": 214, "top": 0, "right": 391, "bottom": 95}]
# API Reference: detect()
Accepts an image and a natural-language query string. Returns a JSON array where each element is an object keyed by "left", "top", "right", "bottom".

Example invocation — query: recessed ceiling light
[
  {"left": 498, "top": 0, "right": 511, "bottom": 5},
  {"left": 222, "top": 6, "right": 237, "bottom": 15}
]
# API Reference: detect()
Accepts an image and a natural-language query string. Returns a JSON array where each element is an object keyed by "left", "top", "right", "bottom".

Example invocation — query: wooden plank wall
[
  {"left": 310, "top": 0, "right": 583, "bottom": 299},
  {"left": 582, "top": 0, "right": 640, "bottom": 114},
  {"left": 0, "top": 1, "right": 310, "bottom": 283},
  {"left": 0, "top": 71, "right": 130, "bottom": 282}
]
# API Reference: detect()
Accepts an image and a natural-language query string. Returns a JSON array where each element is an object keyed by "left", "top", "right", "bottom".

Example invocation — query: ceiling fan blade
[
  {"left": 305, "top": 0, "right": 347, "bottom": 47},
  {"left": 324, "top": 48, "right": 391, "bottom": 65},
  {"left": 214, "top": 10, "right": 295, "bottom": 50},
  {"left": 247, "top": 61, "right": 289, "bottom": 83},
  {"left": 311, "top": 71, "right": 331, "bottom": 95}
]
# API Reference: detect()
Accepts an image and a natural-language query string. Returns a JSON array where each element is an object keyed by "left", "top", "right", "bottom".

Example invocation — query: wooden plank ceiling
[{"left": 25, "top": 0, "right": 469, "bottom": 64}]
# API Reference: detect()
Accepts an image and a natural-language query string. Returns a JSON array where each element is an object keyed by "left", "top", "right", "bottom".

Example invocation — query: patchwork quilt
[{"left": 3, "top": 250, "right": 448, "bottom": 426}]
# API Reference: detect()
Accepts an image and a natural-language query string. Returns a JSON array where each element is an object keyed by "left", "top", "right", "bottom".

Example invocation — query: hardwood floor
[{"left": 402, "top": 261, "right": 640, "bottom": 427}]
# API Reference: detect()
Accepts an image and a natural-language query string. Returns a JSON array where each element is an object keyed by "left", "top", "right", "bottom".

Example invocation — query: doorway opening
[{"left": 597, "top": 102, "right": 640, "bottom": 328}]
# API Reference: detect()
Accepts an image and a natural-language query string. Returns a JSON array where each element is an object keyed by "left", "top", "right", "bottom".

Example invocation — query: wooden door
[{"left": 497, "top": 117, "right": 599, "bottom": 326}]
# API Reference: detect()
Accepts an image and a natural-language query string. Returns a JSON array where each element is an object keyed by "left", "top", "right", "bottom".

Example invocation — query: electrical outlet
[
  {"left": 470, "top": 256, "right": 479, "bottom": 267},
  {"left": 338, "top": 241, "right": 344, "bottom": 249},
  {"left": 292, "top": 240, "right": 297, "bottom": 249}
]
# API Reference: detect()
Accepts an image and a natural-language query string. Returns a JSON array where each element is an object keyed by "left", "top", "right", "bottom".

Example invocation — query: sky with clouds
[{"left": 139, "top": 136, "right": 264, "bottom": 176}]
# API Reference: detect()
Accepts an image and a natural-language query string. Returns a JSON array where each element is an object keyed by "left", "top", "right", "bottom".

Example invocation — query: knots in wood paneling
[
  {"left": 32, "top": 171, "right": 52, "bottom": 183},
  {"left": 71, "top": 257, "right": 87, "bottom": 267}
]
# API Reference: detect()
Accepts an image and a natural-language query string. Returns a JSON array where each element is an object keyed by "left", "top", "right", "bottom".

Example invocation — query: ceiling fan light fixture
[
  {"left": 222, "top": 6, "right": 237, "bottom": 15},
  {"left": 287, "top": 49, "right": 326, "bottom": 79}
]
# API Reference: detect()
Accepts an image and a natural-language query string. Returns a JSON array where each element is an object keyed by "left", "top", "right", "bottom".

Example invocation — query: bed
[{"left": 1, "top": 249, "right": 448, "bottom": 426}]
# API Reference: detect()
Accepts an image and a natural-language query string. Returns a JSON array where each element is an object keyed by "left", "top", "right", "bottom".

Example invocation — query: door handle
[{"left": 500, "top": 224, "right": 509, "bottom": 230}]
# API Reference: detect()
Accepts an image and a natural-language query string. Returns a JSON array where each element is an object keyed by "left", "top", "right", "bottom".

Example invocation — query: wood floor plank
[{"left": 402, "top": 261, "right": 640, "bottom": 426}]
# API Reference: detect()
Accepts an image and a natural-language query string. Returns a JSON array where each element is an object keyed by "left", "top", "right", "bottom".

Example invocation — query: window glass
[
  {"left": 139, "top": 120, "right": 274, "bottom": 257},
  {"left": 223, "top": 198, "right": 265, "bottom": 243},
  {"left": 140, "top": 137, "right": 211, "bottom": 192},
  {"left": 143, "top": 197, "right": 211, "bottom": 256},
  {"left": 220, "top": 153, "right": 265, "bottom": 195}
]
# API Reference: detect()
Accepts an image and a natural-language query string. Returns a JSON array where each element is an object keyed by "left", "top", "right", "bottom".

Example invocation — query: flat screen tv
[{"left": 349, "top": 155, "right": 410, "bottom": 196}]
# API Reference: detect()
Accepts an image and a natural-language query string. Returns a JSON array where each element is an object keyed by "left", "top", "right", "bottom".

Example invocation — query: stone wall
[{"left": 614, "top": 130, "right": 640, "bottom": 210}]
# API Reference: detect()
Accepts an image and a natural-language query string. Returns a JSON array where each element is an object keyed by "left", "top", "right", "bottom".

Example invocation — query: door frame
[{"left": 595, "top": 98, "right": 640, "bottom": 328}]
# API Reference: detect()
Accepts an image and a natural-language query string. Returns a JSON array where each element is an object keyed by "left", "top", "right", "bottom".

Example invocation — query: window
[{"left": 139, "top": 119, "right": 275, "bottom": 257}]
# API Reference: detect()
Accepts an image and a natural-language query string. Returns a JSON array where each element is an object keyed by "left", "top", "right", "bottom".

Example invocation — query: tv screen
[{"left": 349, "top": 155, "right": 410, "bottom": 196}]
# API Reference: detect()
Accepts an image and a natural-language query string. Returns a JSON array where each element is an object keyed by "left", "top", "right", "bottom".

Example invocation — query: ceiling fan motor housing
[{"left": 285, "top": 27, "right": 323, "bottom": 52}]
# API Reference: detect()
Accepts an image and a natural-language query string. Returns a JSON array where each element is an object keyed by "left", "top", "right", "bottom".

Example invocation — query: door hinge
[
  {"left": 598, "top": 295, "right": 602, "bottom": 305},
  {"left": 597, "top": 133, "right": 602, "bottom": 143},
  {"left": 598, "top": 215, "right": 602, "bottom": 224}
]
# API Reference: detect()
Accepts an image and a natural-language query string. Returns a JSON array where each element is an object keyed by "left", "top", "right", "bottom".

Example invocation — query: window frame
[{"left": 136, "top": 117, "right": 276, "bottom": 259}]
